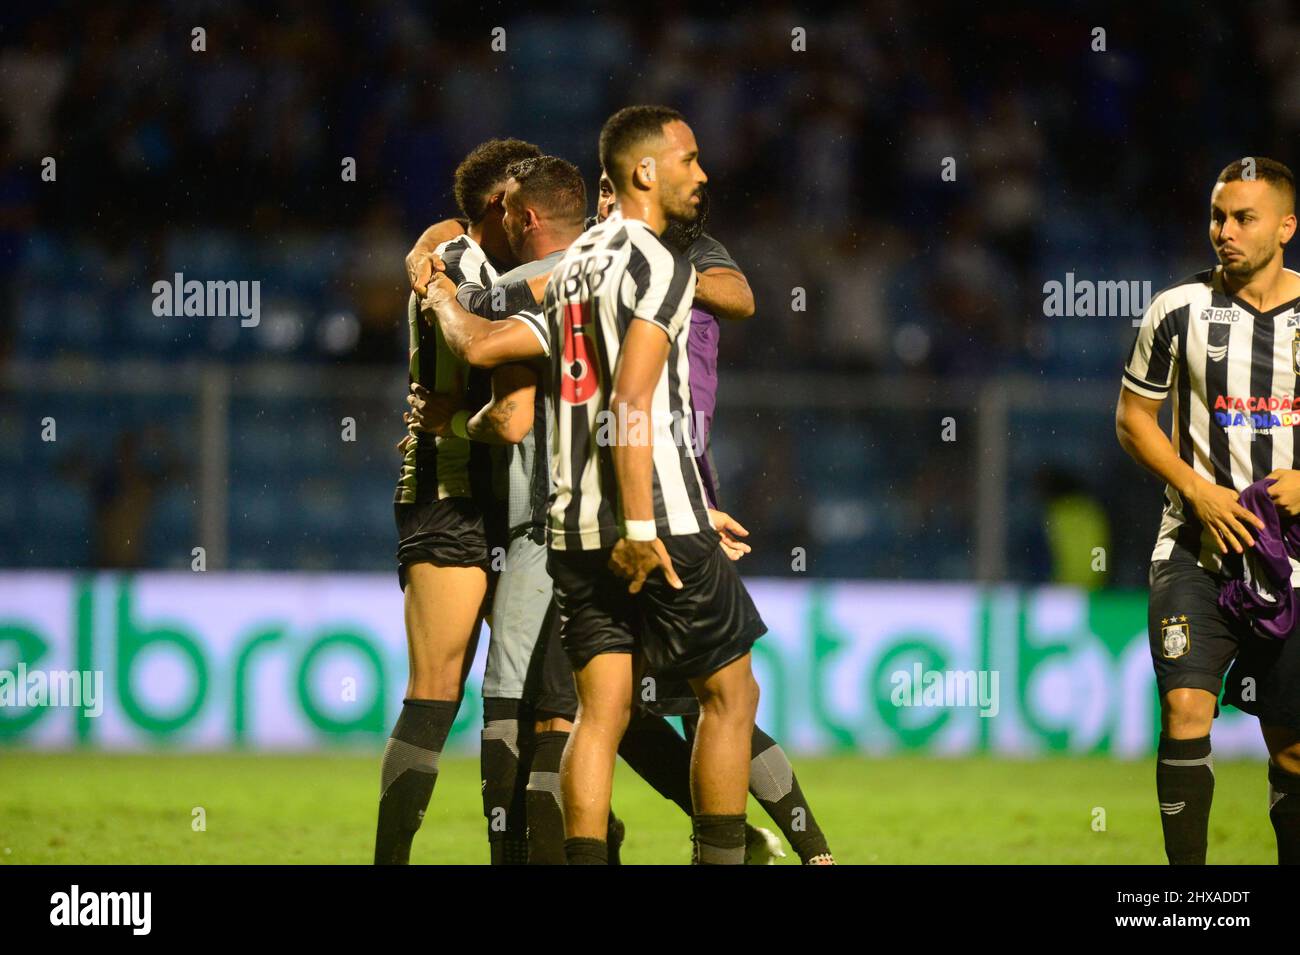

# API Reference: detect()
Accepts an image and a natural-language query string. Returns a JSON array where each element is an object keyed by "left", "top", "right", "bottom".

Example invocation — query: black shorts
[
  {"left": 394, "top": 497, "right": 490, "bottom": 590},
  {"left": 1150, "top": 554, "right": 1300, "bottom": 730},
  {"left": 548, "top": 529, "right": 766, "bottom": 683},
  {"left": 524, "top": 599, "right": 579, "bottom": 721},
  {"left": 639, "top": 676, "right": 699, "bottom": 717},
  {"left": 1147, "top": 556, "right": 1242, "bottom": 699},
  {"left": 1224, "top": 612, "right": 1300, "bottom": 733}
]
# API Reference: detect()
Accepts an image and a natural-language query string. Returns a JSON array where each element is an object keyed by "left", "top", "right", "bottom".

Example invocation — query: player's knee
[
  {"left": 696, "top": 668, "right": 759, "bottom": 723},
  {"left": 575, "top": 694, "right": 631, "bottom": 735},
  {"left": 1161, "top": 688, "right": 1214, "bottom": 737}
]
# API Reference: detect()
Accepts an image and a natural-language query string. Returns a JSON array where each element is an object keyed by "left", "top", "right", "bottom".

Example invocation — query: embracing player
[
  {"left": 419, "top": 152, "right": 834, "bottom": 864},
  {"left": 1118, "top": 157, "right": 1300, "bottom": 864},
  {"left": 374, "top": 138, "right": 540, "bottom": 864}
]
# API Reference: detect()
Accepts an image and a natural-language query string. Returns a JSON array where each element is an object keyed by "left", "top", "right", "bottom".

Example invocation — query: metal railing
[{"left": 1, "top": 361, "right": 1127, "bottom": 580}]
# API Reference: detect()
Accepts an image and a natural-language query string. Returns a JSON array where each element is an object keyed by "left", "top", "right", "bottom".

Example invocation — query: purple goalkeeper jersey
[
  {"left": 682, "top": 233, "right": 741, "bottom": 509},
  {"left": 687, "top": 305, "right": 721, "bottom": 508}
]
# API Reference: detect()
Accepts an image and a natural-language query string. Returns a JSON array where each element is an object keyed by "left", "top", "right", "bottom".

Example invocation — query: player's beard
[
  {"left": 663, "top": 184, "right": 702, "bottom": 224},
  {"left": 1221, "top": 244, "right": 1275, "bottom": 279}
]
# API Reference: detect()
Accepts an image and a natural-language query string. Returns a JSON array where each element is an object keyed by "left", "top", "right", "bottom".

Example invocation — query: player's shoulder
[
  {"left": 625, "top": 218, "right": 692, "bottom": 273},
  {"left": 686, "top": 232, "right": 738, "bottom": 271},
  {"left": 555, "top": 215, "right": 622, "bottom": 264},
  {"left": 434, "top": 233, "right": 478, "bottom": 257},
  {"left": 1146, "top": 268, "right": 1215, "bottom": 315},
  {"left": 689, "top": 231, "right": 727, "bottom": 256}
]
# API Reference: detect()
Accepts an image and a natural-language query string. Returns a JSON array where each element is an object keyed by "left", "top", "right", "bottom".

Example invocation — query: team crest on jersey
[
  {"left": 1160, "top": 617, "right": 1191, "bottom": 659},
  {"left": 1293, "top": 330, "right": 1300, "bottom": 375}
]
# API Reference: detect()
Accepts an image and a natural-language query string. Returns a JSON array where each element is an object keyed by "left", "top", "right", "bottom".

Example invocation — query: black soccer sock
[
  {"left": 1156, "top": 734, "right": 1214, "bottom": 865},
  {"left": 564, "top": 837, "right": 607, "bottom": 865},
  {"left": 749, "top": 725, "right": 832, "bottom": 863},
  {"left": 374, "top": 698, "right": 459, "bottom": 865},
  {"left": 526, "top": 730, "right": 569, "bottom": 864},
  {"left": 1268, "top": 762, "right": 1300, "bottom": 865},
  {"left": 691, "top": 813, "right": 747, "bottom": 865},
  {"left": 617, "top": 710, "right": 695, "bottom": 815},
  {"left": 607, "top": 809, "right": 625, "bottom": 866},
  {"left": 481, "top": 697, "right": 531, "bottom": 865}
]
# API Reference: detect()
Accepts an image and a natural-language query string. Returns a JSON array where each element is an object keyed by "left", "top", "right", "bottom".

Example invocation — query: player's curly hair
[
  {"left": 504, "top": 156, "right": 587, "bottom": 228},
  {"left": 599, "top": 105, "right": 685, "bottom": 183},
  {"left": 1216, "top": 157, "right": 1296, "bottom": 213},
  {"left": 453, "top": 138, "right": 542, "bottom": 224}
]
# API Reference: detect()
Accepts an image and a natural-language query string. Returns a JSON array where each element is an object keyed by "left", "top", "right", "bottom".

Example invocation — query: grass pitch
[{"left": 0, "top": 752, "right": 1278, "bottom": 864}]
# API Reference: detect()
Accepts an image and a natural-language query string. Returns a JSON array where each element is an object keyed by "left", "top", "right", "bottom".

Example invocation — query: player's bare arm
[
  {"left": 1116, "top": 385, "right": 1264, "bottom": 553},
  {"left": 403, "top": 367, "right": 535, "bottom": 445},
  {"left": 693, "top": 267, "right": 754, "bottom": 321},
  {"left": 467, "top": 364, "right": 535, "bottom": 444},
  {"left": 608, "top": 319, "right": 683, "bottom": 593},
  {"left": 421, "top": 272, "right": 544, "bottom": 368},
  {"left": 406, "top": 218, "right": 467, "bottom": 296}
]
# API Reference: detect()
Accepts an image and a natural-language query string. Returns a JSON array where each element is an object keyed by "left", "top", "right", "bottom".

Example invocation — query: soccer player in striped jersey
[
  {"left": 1118, "top": 157, "right": 1300, "bottom": 864},
  {"left": 594, "top": 169, "right": 834, "bottom": 862},
  {"left": 548, "top": 105, "right": 765, "bottom": 865},
  {"left": 374, "top": 138, "right": 540, "bottom": 865}
]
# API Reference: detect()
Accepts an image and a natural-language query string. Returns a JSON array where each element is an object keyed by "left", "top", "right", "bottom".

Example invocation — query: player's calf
[
  {"left": 525, "top": 716, "right": 573, "bottom": 864},
  {"left": 687, "top": 653, "right": 759, "bottom": 865},
  {"left": 1264, "top": 728, "right": 1300, "bottom": 865},
  {"left": 1156, "top": 687, "right": 1218, "bottom": 865},
  {"left": 374, "top": 698, "right": 459, "bottom": 865},
  {"left": 562, "top": 653, "right": 633, "bottom": 864},
  {"left": 481, "top": 697, "right": 531, "bottom": 865}
]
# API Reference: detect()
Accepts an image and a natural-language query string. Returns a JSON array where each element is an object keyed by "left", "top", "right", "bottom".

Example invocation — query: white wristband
[{"left": 624, "top": 519, "right": 657, "bottom": 541}]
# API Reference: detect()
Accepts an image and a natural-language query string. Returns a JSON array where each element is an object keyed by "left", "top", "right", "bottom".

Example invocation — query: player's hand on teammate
[
  {"left": 418, "top": 271, "right": 458, "bottom": 322},
  {"left": 610, "top": 537, "right": 683, "bottom": 593},
  {"left": 403, "top": 382, "right": 461, "bottom": 437},
  {"left": 708, "top": 508, "right": 751, "bottom": 560},
  {"left": 407, "top": 251, "right": 447, "bottom": 298},
  {"left": 1186, "top": 478, "right": 1265, "bottom": 553},
  {"left": 1266, "top": 469, "right": 1300, "bottom": 518}
]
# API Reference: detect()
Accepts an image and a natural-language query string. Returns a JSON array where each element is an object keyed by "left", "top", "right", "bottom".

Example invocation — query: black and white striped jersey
[
  {"left": 394, "top": 233, "right": 497, "bottom": 504},
  {"left": 1124, "top": 266, "right": 1300, "bottom": 578},
  {"left": 538, "top": 210, "right": 704, "bottom": 550}
]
